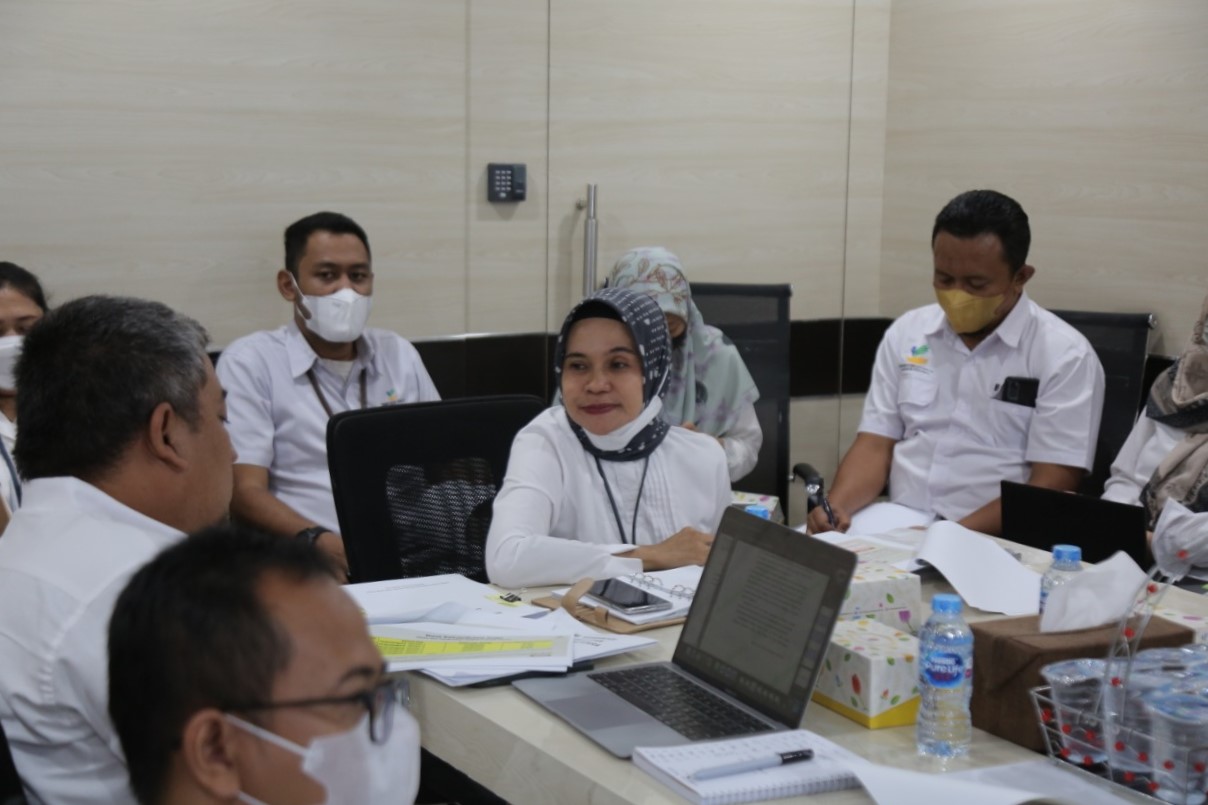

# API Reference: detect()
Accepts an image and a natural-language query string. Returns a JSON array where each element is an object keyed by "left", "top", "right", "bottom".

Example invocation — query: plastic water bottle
[
  {"left": 917, "top": 593, "right": 974, "bottom": 758},
  {"left": 1039, "top": 544, "right": 1082, "bottom": 615}
]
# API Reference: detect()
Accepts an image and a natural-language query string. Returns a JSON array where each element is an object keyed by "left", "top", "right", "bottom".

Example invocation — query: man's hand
[
  {"left": 806, "top": 502, "right": 851, "bottom": 535},
  {"left": 316, "top": 531, "right": 350, "bottom": 582},
  {"left": 621, "top": 527, "right": 713, "bottom": 571}
]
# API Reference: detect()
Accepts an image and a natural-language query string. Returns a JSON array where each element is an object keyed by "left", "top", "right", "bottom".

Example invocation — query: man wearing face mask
[
  {"left": 108, "top": 524, "right": 420, "bottom": 805},
  {"left": 808, "top": 190, "right": 1104, "bottom": 537},
  {"left": 217, "top": 212, "right": 440, "bottom": 578}
]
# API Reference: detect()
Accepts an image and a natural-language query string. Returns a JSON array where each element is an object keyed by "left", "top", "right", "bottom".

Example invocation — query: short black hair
[
  {"left": 931, "top": 189, "right": 1031, "bottom": 273},
  {"left": 283, "top": 211, "right": 371, "bottom": 277},
  {"left": 109, "top": 524, "right": 338, "bottom": 805},
  {"left": 13, "top": 295, "right": 209, "bottom": 481},
  {"left": 0, "top": 262, "right": 48, "bottom": 312}
]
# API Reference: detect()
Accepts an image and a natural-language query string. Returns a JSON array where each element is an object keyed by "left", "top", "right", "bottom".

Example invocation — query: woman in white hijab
[
  {"left": 485, "top": 287, "right": 730, "bottom": 589},
  {"left": 608, "top": 247, "right": 762, "bottom": 482},
  {"left": 1104, "top": 293, "right": 1208, "bottom": 572}
]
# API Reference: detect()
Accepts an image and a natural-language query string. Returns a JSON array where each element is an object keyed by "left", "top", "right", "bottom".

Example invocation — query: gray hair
[{"left": 14, "top": 295, "right": 210, "bottom": 481}]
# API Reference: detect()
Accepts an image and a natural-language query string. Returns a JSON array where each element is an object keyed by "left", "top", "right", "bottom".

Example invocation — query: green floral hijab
[{"left": 607, "top": 247, "right": 759, "bottom": 437}]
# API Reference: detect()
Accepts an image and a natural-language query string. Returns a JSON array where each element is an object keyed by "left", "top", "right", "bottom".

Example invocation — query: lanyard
[
  {"left": 306, "top": 368, "right": 368, "bottom": 418},
  {"left": 594, "top": 456, "right": 650, "bottom": 546}
]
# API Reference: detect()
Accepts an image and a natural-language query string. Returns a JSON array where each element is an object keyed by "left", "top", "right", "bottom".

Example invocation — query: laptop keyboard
[{"left": 588, "top": 665, "right": 774, "bottom": 741}]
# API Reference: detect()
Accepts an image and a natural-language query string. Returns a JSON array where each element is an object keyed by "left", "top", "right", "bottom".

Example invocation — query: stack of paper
[{"left": 345, "top": 575, "right": 656, "bottom": 686}]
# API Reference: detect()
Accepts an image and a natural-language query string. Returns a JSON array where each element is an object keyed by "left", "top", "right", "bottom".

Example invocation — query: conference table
[{"left": 405, "top": 539, "right": 1208, "bottom": 804}]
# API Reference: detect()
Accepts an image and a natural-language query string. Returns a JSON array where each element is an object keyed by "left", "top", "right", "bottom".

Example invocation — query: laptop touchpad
[{"left": 553, "top": 695, "right": 647, "bottom": 729}]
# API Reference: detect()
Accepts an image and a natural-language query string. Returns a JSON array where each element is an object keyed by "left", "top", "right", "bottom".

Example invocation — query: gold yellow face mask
[{"left": 935, "top": 288, "right": 1005, "bottom": 334}]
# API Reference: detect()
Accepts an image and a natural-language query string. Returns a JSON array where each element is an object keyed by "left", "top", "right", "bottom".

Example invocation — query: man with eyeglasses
[{"left": 107, "top": 524, "right": 420, "bottom": 805}]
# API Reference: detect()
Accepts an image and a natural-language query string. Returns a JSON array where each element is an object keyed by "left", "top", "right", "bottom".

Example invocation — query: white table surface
[{"left": 406, "top": 539, "right": 1208, "bottom": 804}]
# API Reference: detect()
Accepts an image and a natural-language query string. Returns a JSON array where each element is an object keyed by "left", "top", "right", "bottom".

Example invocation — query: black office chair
[
  {"left": 326, "top": 395, "right": 547, "bottom": 583},
  {"left": 1051, "top": 310, "right": 1155, "bottom": 496},
  {"left": 0, "top": 720, "right": 25, "bottom": 805},
  {"left": 691, "top": 282, "right": 792, "bottom": 508}
]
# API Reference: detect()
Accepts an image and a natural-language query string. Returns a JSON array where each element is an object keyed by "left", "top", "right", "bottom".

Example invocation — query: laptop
[
  {"left": 1000, "top": 480, "right": 1150, "bottom": 566},
  {"left": 512, "top": 507, "right": 857, "bottom": 758}
]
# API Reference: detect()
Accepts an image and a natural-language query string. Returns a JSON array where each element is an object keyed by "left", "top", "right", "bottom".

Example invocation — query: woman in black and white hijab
[
  {"left": 1104, "top": 293, "right": 1208, "bottom": 572},
  {"left": 486, "top": 288, "right": 730, "bottom": 589}
]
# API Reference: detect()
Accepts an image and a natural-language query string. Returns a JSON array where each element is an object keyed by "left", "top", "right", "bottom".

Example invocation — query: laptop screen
[{"left": 672, "top": 509, "right": 856, "bottom": 727}]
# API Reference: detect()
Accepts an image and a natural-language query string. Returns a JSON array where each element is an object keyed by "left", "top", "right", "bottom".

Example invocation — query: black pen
[
  {"left": 820, "top": 493, "right": 837, "bottom": 529},
  {"left": 688, "top": 748, "right": 814, "bottom": 781}
]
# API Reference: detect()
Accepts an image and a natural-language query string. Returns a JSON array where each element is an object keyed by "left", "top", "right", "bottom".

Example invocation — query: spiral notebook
[
  {"left": 553, "top": 565, "right": 703, "bottom": 625},
  {"left": 633, "top": 729, "right": 861, "bottom": 805}
]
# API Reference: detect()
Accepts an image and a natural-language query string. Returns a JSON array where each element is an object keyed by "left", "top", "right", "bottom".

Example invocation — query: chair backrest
[
  {"left": 1051, "top": 310, "right": 1154, "bottom": 496},
  {"left": 327, "top": 395, "right": 547, "bottom": 583},
  {"left": 691, "top": 282, "right": 793, "bottom": 507},
  {"left": 0, "top": 718, "right": 25, "bottom": 805}
]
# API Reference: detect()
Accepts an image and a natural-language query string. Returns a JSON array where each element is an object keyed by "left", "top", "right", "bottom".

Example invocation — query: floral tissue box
[
  {"left": 812, "top": 618, "right": 921, "bottom": 729},
  {"left": 837, "top": 548, "right": 922, "bottom": 634}
]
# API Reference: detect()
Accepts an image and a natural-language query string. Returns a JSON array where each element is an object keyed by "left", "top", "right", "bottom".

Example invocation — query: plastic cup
[
  {"left": 1144, "top": 692, "right": 1208, "bottom": 805},
  {"left": 1102, "top": 660, "right": 1173, "bottom": 775},
  {"left": 1137, "top": 648, "right": 1206, "bottom": 678},
  {"left": 1041, "top": 658, "right": 1108, "bottom": 764}
]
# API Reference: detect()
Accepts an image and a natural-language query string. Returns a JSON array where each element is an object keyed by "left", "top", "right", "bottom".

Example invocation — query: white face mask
[
  {"left": 290, "top": 275, "right": 372, "bottom": 344},
  {"left": 580, "top": 396, "right": 664, "bottom": 451},
  {"left": 0, "top": 335, "right": 23, "bottom": 392},
  {"left": 226, "top": 704, "right": 420, "bottom": 805}
]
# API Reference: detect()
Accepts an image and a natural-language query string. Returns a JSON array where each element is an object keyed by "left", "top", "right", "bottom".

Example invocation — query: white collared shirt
[
  {"left": 0, "top": 414, "right": 18, "bottom": 514},
  {"left": 0, "top": 477, "right": 183, "bottom": 805},
  {"left": 1102, "top": 414, "right": 1184, "bottom": 506},
  {"left": 1152, "top": 498, "right": 1208, "bottom": 576},
  {"left": 216, "top": 322, "right": 440, "bottom": 531},
  {"left": 485, "top": 407, "right": 731, "bottom": 588},
  {"left": 858, "top": 293, "right": 1105, "bottom": 520}
]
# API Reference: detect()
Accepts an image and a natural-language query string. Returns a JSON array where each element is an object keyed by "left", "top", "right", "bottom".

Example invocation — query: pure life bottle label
[{"left": 922, "top": 651, "right": 968, "bottom": 688}]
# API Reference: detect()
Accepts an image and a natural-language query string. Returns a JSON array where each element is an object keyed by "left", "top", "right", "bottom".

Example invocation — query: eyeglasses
[{"left": 228, "top": 676, "right": 407, "bottom": 745}]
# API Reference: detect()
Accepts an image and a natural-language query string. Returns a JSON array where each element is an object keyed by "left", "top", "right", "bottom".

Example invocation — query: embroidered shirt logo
[
  {"left": 384, "top": 388, "right": 400, "bottom": 403},
  {"left": 905, "top": 344, "right": 930, "bottom": 366}
]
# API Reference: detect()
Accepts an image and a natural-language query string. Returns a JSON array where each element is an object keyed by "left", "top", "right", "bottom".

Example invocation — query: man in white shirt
[
  {"left": 217, "top": 211, "right": 440, "bottom": 578},
  {"left": 108, "top": 524, "right": 419, "bottom": 805},
  {"left": 0, "top": 296, "right": 236, "bottom": 804},
  {"left": 808, "top": 190, "right": 1105, "bottom": 537}
]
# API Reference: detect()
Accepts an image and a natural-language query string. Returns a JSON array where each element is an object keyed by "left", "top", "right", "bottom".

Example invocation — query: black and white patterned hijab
[{"left": 554, "top": 287, "right": 672, "bottom": 461}]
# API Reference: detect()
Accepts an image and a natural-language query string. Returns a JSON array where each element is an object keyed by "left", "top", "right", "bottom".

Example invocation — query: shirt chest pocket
[
  {"left": 981, "top": 398, "right": 1035, "bottom": 449},
  {"left": 897, "top": 374, "right": 938, "bottom": 408}
]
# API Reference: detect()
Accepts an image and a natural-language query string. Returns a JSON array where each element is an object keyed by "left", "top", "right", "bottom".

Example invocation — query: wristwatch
[{"left": 295, "top": 526, "right": 331, "bottom": 545}]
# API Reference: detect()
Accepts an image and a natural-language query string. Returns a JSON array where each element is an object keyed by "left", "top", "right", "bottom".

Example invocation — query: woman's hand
[{"left": 620, "top": 527, "right": 714, "bottom": 571}]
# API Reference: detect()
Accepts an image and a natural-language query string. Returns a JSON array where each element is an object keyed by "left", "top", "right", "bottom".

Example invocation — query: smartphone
[{"left": 586, "top": 579, "right": 673, "bottom": 615}]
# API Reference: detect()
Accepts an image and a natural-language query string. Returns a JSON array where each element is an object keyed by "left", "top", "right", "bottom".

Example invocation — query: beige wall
[
  {"left": 880, "top": 0, "right": 1208, "bottom": 354},
  {"left": 0, "top": 0, "right": 866, "bottom": 354}
]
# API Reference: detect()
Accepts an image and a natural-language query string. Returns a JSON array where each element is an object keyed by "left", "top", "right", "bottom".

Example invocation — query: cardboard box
[
  {"left": 839, "top": 558, "right": 923, "bottom": 634},
  {"left": 811, "top": 618, "right": 921, "bottom": 729},
  {"left": 970, "top": 615, "right": 1194, "bottom": 751}
]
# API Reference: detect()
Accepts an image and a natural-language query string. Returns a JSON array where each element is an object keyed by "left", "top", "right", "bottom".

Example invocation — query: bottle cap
[
  {"left": 1052, "top": 544, "right": 1082, "bottom": 563},
  {"left": 744, "top": 504, "right": 771, "bottom": 520},
  {"left": 931, "top": 593, "right": 962, "bottom": 614}
]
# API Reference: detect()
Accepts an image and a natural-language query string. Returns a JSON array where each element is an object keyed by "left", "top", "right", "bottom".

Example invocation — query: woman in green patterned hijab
[{"left": 608, "top": 247, "right": 761, "bottom": 482}]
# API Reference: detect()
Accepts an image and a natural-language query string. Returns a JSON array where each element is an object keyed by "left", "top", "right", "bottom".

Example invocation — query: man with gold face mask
[{"left": 808, "top": 190, "right": 1104, "bottom": 537}]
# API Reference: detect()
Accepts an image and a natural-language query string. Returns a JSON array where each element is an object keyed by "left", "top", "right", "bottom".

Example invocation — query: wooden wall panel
[
  {"left": 881, "top": 0, "right": 1208, "bottom": 352},
  {"left": 467, "top": 0, "right": 550, "bottom": 334},
  {"left": 546, "top": 0, "right": 857, "bottom": 329},
  {"left": 0, "top": 0, "right": 470, "bottom": 345}
]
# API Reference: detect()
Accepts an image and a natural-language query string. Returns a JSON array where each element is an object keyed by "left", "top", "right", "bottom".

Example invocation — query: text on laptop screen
[{"left": 674, "top": 520, "right": 845, "bottom": 725}]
